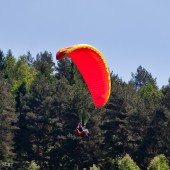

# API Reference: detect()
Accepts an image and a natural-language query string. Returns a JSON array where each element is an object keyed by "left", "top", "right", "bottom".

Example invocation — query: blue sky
[{"left": 1, "top": 0, "right": 170, "bottom": 87}]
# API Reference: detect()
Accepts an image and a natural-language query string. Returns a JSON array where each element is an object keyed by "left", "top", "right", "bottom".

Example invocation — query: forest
[{"left": 0, "top": 49, "right": 170, "bottom": 170}]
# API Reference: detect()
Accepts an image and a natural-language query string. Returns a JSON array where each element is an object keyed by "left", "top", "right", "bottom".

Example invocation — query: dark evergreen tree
[
  {"left": 0, "top": 74, "right": 17, "bottom": 161},
  {"left": 0, "top": 50, "right": 5, "bottom": 71},
  {"left": 56, "top": 58, "right": 73, "bottom": 82},
  {"left": 99, "top": 74, "right": 151, "bottom": 169},
  {"left": 4, "top": 51, "right": 16, "bottom": 83},
  {"left": 136, "top": 108, "right": 170, "bottom": 169},
  {"left": 130, "top": 65, "right": 157, "bottom": 89},
  {"left": 162, "top": 84, "right": 170, "bottom": 110},
  {"left": 6, "top": 49, "right": 13, "bottom": 59},
  {"left": 100, "top": 75, "right": 135, "bottom": 158},
  {"left": 33, "top": 51, "right": 55, "bottom": 76},
  {"left": 132, "top": 80, "right": 167, "bottom": 168},
  {"left": 14, "top": 82, "right": 32, "bottom": 168},
  {"left": 22, "top": 76, "right": 58, "bottom": 169}
]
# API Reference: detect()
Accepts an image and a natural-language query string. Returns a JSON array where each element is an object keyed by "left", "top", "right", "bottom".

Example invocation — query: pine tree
[
  {"left": 0, "top": 74, "right": 17, "bottom": 161},
  {"left": 130, "top": 65, "right": 157, "bottom": 89},
  {"left": 137, "top": 109, "right": 170, "bottom": 168},
  {"left": 4, "top": 51, "right": 16, "bottom": 83},
  {"left": 0, "top": 50, "right": 5, "bottom": 71},
  {"left": 33, "top": 51, "right": 55, "bottom": 76},
  {"left": 14, "top": 82, "right": 33, "bottom": 167},
  {"left": 100, "top": 75, "right": 136, "bottom": 158},
  {"left": 162, "top": 84, "right": 170, "bottom": 110},
  {"left": 56, "top": 57, "right": 73, "bottom": 82}
]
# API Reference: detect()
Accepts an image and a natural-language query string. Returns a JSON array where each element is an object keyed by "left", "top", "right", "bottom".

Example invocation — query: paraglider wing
[{"left": 56, "top": 44, "right": 111, "bottom": 107}]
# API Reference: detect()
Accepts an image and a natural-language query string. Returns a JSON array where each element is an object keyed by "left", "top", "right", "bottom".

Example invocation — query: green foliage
[
  {"left": 33, "top": 51, "right": 55, "bottom": 76},
  {"left": 101, "top": 74, "right": 145, "bottom": 160},
  {"left": 138, "top": 83, "right": 162, "bottom": 100},
  {"left": 19, "top": 51, "right": 34, "bottom": 66},
  {"left": 4, "top": 55, "right": 37, "bottom": 93},
  {"left": 4, "top": 54, "right": 16, "bottom": 83},
  {"left": 1, "top": 48, "right": 170, "bottom": 170},
  {"left": 20, "top": 76, "right": 61, "bottom": 168},
  {"left": 137, "top": 83, "right": 163, "bottom": 116},
  {"left": 56, "top": 57, "right": 73, "bottom": 80},
  {"left": 130, "top": 65, "right": 156, "bottom": 89},
  {"left": 118, "top": 154, "right": 140, "bottom": 170},
  {"left": 28, "top": 160, "right": 40, "bottom": 170},
  {"left": 147, "top": 154, "right": 170, "bottom": 170},
  {"left": 12, "top": 58, "right": 38, "bottom": 93}
]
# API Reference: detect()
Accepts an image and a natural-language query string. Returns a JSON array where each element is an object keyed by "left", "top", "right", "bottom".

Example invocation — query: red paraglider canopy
[{"left": 56, "top": 44, "right": 111, "bottom": 107}]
